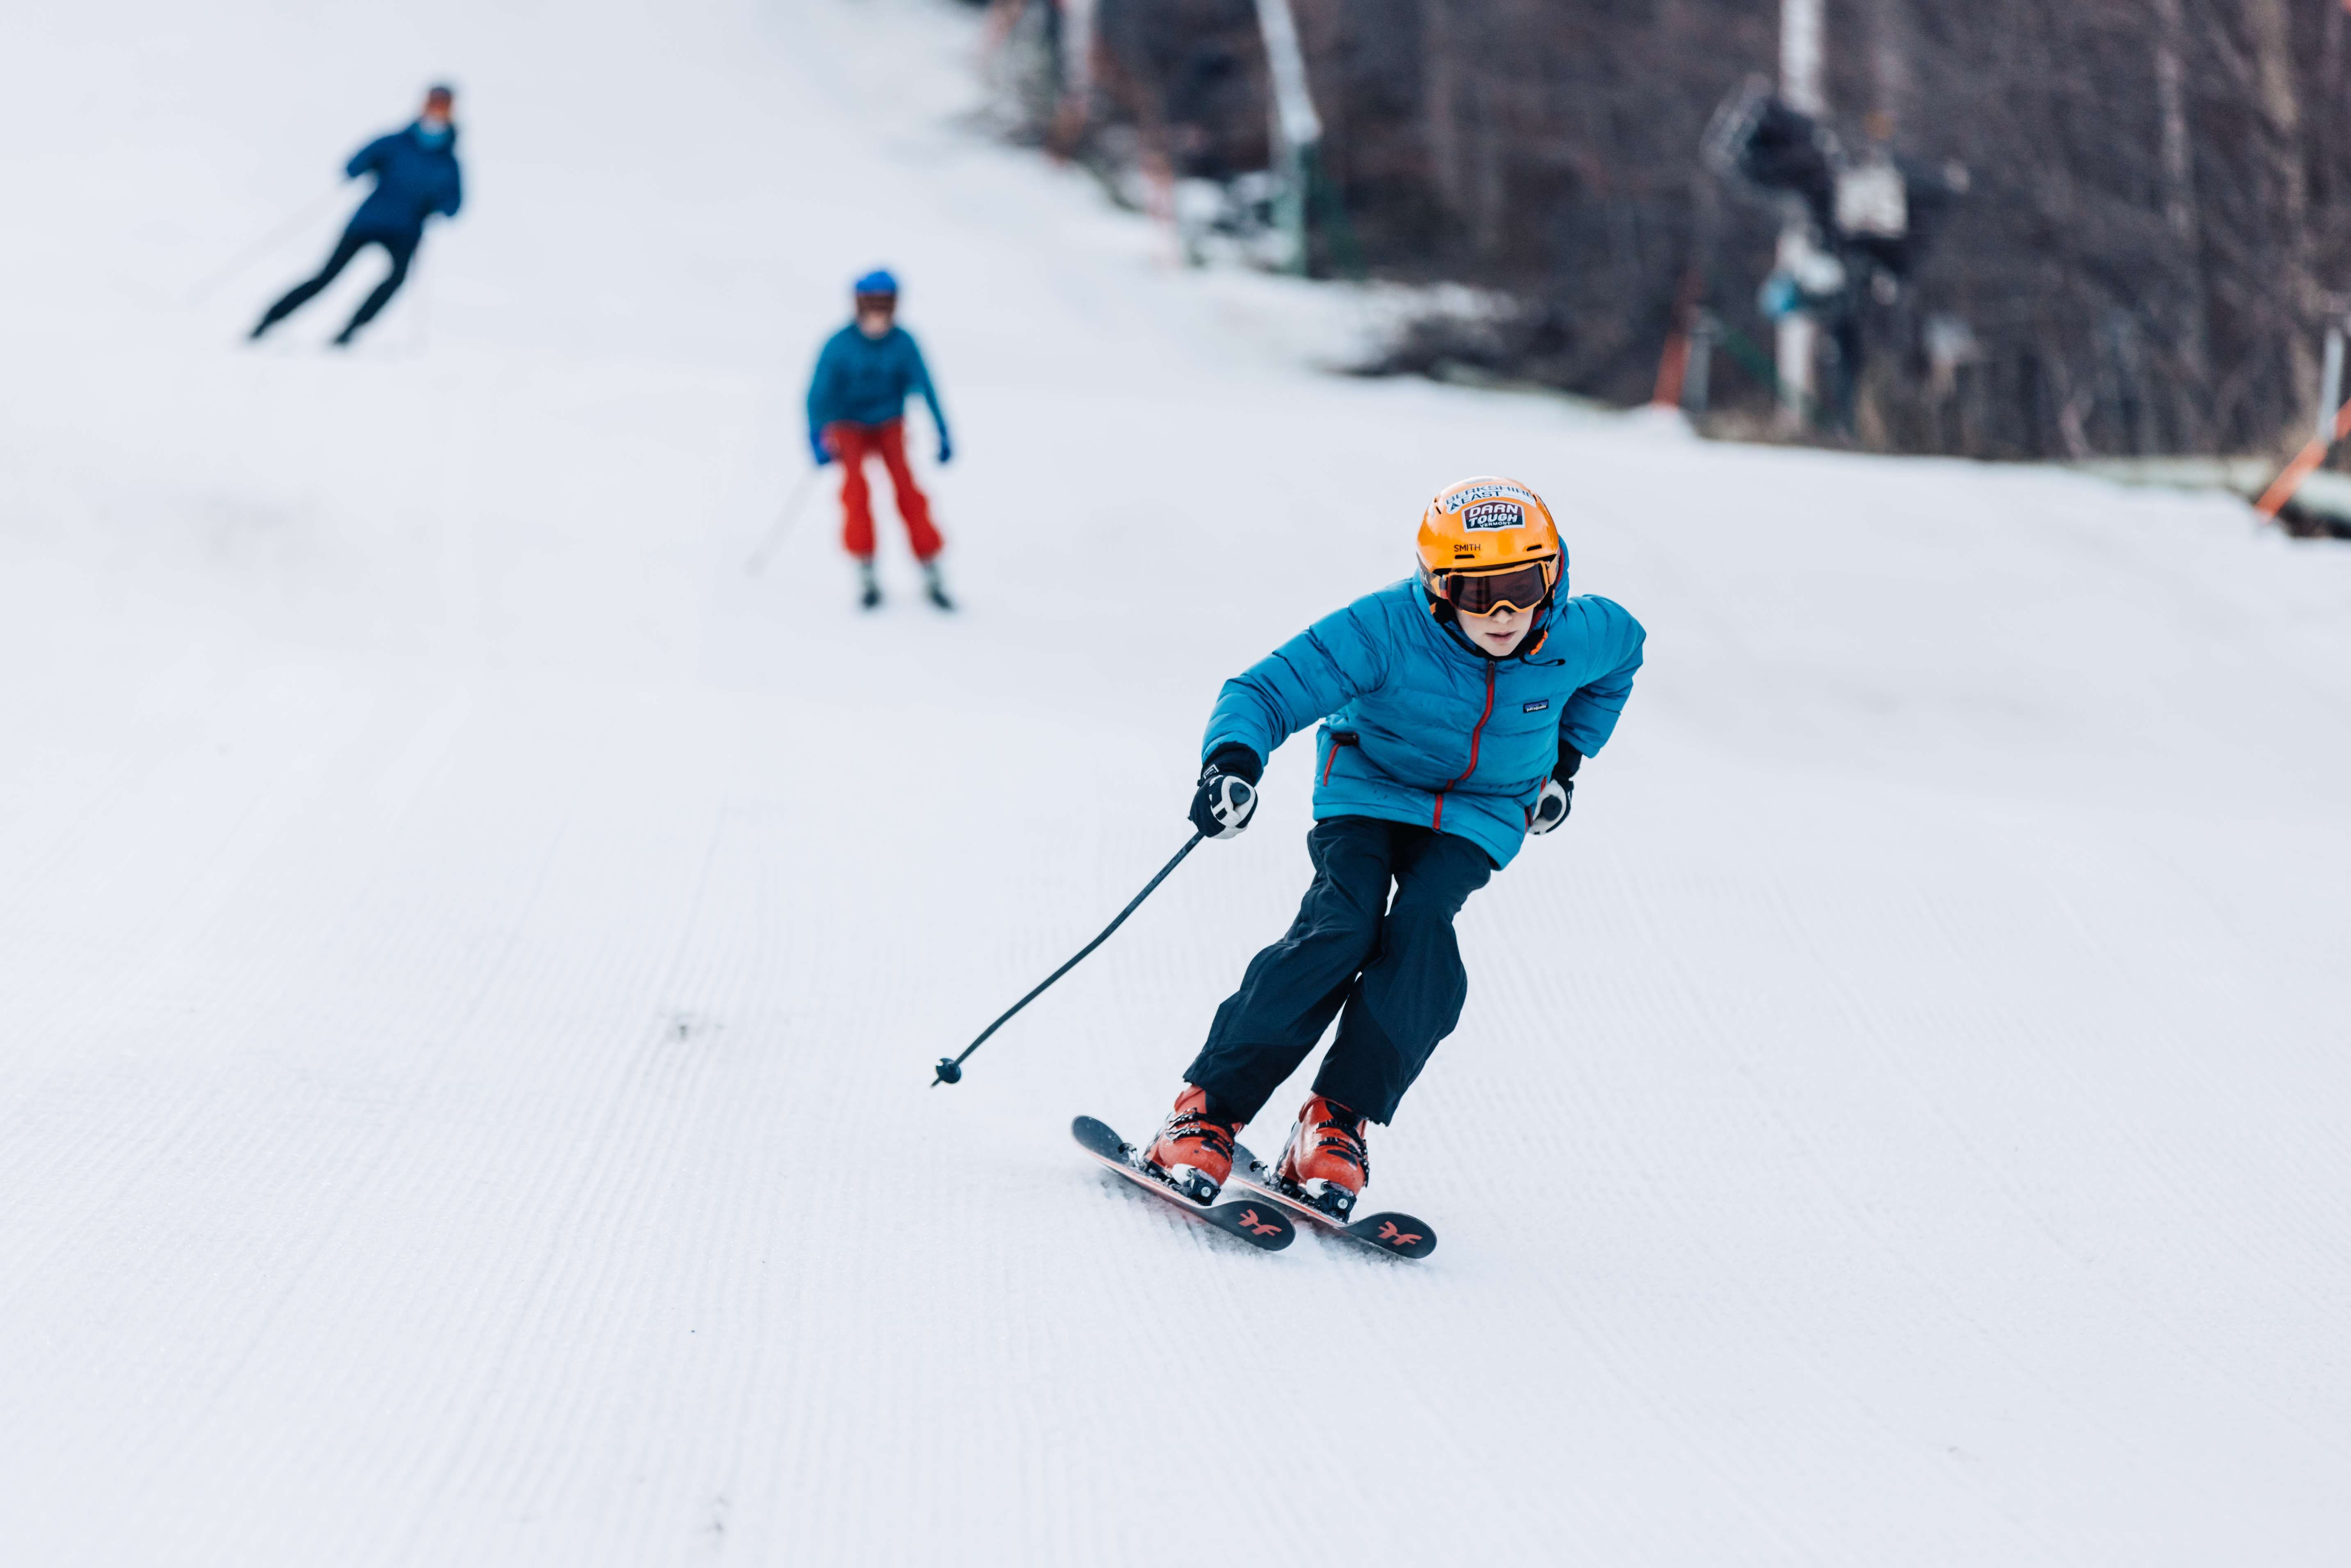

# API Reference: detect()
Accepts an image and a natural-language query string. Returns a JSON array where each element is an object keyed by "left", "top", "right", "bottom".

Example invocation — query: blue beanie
[{"left": 853, "top": 269, "right": 900, "bottom": 297}]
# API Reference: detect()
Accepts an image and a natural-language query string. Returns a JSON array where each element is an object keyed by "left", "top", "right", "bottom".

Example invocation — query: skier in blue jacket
[
  {"left": 1139, "top": 476, "right": 1645, "bottom": 1216},
  {"left": 251, "top": 85, "right": 464, "bottom": 347},
  {"left": 806, "top": 270, "right": 954, "bottom": 609}
]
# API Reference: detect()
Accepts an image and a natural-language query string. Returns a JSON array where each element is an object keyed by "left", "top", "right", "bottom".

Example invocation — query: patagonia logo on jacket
[{"left": 1522, "top": 699, "right": 1549, "bottom": 713}]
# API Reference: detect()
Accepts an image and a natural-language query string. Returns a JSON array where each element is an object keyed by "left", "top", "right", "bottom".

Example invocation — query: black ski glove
[
  {"left": 1189, "top": 743, "right": 1263, "bottom": 840},
  {"left": 1528, "top": 745, "right": 1581, "bottom": 836}
]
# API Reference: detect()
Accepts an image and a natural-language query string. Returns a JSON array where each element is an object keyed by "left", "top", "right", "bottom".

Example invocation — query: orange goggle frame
[{"left": 1430, "top": 557, "right": 1556, "bottom": 616}]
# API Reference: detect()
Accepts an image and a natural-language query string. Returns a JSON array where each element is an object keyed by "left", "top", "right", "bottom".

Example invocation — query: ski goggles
[{"left": 1431, "top": 558, "right": 1555, "bottom": 616}]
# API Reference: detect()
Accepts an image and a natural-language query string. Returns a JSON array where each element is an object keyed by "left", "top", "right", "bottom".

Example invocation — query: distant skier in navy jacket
[
  {"left": 251, "top": 85, "right": 464, "bottom": 347},
  {"left": 806, "top": 270, "right": 954, "bottom": 610}
]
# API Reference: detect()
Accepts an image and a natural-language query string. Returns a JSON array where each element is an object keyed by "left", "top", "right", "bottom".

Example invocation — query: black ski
[
  {"left": 1227, "top": 1143, "right": 1438, "bottom": 1260},
  {"left": 1072, "top": 1117, "right": 1295, "bottom": 1251}
]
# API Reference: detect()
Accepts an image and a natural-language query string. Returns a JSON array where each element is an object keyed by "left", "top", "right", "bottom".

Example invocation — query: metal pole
[
  {"left": 1684, "top": 313, "right": 1716, "bottom": 415},
  {"left": 2319, "top": 324, "right": 2344, "bottom": 445},
  {"left": 1253, "top": 0, "right": 1322, "bottom": 275},
  {"left": 745, "top": 465, "right": 826, "bottom": 576},
  {"left": 1777, "top": 0, "right": 1826, "bottom": 430},
  {"left": 185, "top": 185, "right": 344, "bottom": 307},
  {"left": 933, "top": 833, "right": 1204, "bottom": 1086},
  {"left": 1060, "top": 0, "right": 1096, "bottom": 119}
]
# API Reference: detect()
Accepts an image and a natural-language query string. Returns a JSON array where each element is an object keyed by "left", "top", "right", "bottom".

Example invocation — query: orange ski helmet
[{"left": 1414, "top": 476, "right": 1563, "bottom": 618}]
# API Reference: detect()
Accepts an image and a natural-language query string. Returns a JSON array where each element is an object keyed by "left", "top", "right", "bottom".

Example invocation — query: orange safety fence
[{"left": 2252, "top": 394, "right": 2351, "bottom": 523}]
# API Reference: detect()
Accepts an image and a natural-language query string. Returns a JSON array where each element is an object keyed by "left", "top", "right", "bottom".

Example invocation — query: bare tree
[
  {"left": 2245, "top": 0, "right": 2318, "bottom": 410},
  {"left": 2149, "top": 0, "right": 2211, "bottom": 445}
]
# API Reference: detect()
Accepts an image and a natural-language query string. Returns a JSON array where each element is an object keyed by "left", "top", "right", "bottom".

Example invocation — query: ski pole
[
  {"left": 185, "top": 185, "right": 345, "bottom": 307},
  {"left": 745, "top": 465, "right": 826, "bottom": 575},
  {"left": 933, "top": 832, "right": 1204, "bottom": 1087},
  {"left": 406, "top": 247, "right": 431, "bottom": 358}
]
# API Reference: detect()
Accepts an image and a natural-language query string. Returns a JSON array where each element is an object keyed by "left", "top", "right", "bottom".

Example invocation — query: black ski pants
[
  {"left": 1184, "top": 815, "right": 1494, "bottom": 1127},
  {"left": 255, "top": 226, "right": 419, "bottom": 341}
]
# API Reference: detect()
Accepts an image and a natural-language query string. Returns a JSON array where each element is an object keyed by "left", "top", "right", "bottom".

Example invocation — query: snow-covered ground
[{"left": 5, "top": 1, "right": 2351, "bottom": 1562}]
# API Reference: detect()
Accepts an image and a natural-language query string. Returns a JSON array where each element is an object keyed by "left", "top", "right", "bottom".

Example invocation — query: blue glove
[
  {"left": 936, "top": 432, "right": 954, "bottom": 465},
  {"left": 810, "top": 429, "right": 833, "bottom": 467}
]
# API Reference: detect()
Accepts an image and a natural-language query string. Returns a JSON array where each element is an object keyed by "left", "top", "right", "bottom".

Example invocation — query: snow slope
[{"left": 4, "top": 2, "right": 2351, "bottom": 1563}]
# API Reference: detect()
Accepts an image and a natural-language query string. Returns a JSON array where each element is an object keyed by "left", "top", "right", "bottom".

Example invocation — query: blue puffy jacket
[
  {"left": 345, "top": 124, "right": 463, "bottom": 239},
  {"left": 806, "top": 324, "right": 949, "bottom": 443},
  {"left": 1203, "top": 578, "right": 1645, "bottom": 868}
]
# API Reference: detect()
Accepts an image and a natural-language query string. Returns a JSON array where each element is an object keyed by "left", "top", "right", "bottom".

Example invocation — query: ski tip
[
  {"left": 1347, "top": 1212, "right": 1437, "bottom": 1260},
  {"left": 1071, "top": 1115, "right": 1124, "bottom": 1158},
  {"left": 1229, "top": 1144, "right": 1435, "bottom": 1258},
  {"left": 1214, "top": 1201, "right": 1297, "bottom": 1250}
]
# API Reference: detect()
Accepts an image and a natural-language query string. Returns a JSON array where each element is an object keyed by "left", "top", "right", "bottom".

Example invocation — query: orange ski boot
[
  {"left": 1275, "top": 1096, "right": 1369, "bottom": 1219},
  {"left": 1139, "top": 1084, "right": 1243, "bottom": 1204}
]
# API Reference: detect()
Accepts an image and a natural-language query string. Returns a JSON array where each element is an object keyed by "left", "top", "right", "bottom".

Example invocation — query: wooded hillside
[{"left": 1039, "top": 0, "right": 2351, "bottom": 460}]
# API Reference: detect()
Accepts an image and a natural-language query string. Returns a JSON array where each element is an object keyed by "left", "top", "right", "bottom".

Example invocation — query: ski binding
[
  {"left": 1227, "top": 1143, "right": 1437, "bottom": 1260},
  {"left": 1072, "top": 1116, "right": 1294, "bottom": 1251}
]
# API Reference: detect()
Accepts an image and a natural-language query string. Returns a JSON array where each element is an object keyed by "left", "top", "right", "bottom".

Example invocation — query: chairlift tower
[
  {"left": 1778, "top": 0, "right": 1825, "bottom": 428},
  {"left": 1253, "top": 0, "right": 1321, "bottom": 276}
]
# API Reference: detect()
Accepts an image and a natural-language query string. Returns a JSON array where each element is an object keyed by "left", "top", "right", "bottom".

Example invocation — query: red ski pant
[{"left": 825, "top": 419, "right": 943, "bottom": 563}]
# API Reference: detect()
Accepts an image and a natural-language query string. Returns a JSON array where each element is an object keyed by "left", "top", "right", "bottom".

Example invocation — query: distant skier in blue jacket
[
  {"left": 251, "top": 85, "right": 464, "bottom": 347},
  {"left": 806, "top": 270, "right": 954, "bottom": 610},
  {"left": 1136, "top": 476, "right": 1645, "bottom": 1217}
]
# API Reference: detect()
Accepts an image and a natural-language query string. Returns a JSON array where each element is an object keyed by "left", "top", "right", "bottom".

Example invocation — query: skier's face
[
  {"left": 855, "top": 296, "right": 896, "bottom": 337},
  {"left": 421, "top": 91, "right": 453, "bottom": 128},
  {"left": 1456, "top": 602, "right": 1533, "bottom": 657}
]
